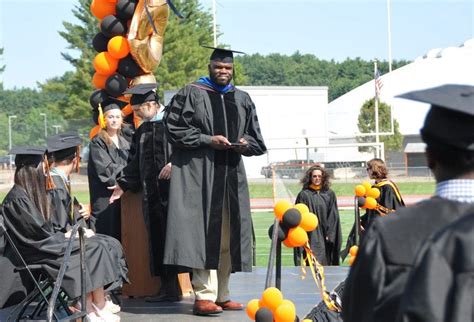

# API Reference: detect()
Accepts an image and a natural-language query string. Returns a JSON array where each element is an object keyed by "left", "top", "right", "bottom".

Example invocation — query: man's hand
[
  {"left": 231, "top": 138, "right": 249, "bottom": 153},
  {"left": 210, "top": 135, "right": 232, "bottom": 150},
  {"left": 108, "top": 185, "right": 124, "bottom": 204},
  {"left": 79, "top": 203, "right": 91, "bottom": 220},
  {"left": 158, "top": 163, "right": 172, "bottom": 180}
]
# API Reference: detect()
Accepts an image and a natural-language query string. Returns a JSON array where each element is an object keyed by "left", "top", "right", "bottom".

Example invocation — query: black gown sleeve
[
  {"left": 342, "top": 222, "right": 386, "bottom": 322},
  {"left": 325, "top": 190, "right": 342, "bottom": 264},
  {"left": 117, "top": 129, "right": 142, "bottom": 192},
  {"left": 164, "top": 87, "right": 213, "bottom": 149},
  {"left": 241, "top": 94, "right": 267, "bottom": 157}
]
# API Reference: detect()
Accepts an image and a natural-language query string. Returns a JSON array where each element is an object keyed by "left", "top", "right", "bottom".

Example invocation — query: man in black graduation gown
[
  {"left": 343, "top": 84, "right": 474, "bottom": 322},
  {"left": 110, "top": 83, "right": 182, "bottom": 302},
  {"left": 397, "top": 212, "right": 474, "bottom": 322},
  {"left": 163, "top": 47, "right": 267, "bottom": 316}
]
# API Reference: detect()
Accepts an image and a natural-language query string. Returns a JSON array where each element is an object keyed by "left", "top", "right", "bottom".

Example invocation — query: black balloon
[
  {"left": 116, "top": 0, "right": 136, "bottom": 21},
  {"left": 92, "top": 33, "right": 110, "bottom": 53},
  {"left": 255, "top": 307, "right": 273, "bottom": 322},
  {"left": 268, "top": 224, "right": 289, "bottom": 242},
  {"left": 105, "top": 73, "right": 128, "bottom": 97},
  {"left": 91, "top": 109, "right": 99, "bottom": 125},
  {"left": 100, "top": 15, "right": 126, "bottom": 38},
  {"left": 89, "top": 89, "right": 109, "bottom": 109},
  {"left": 282, "top": 208, "right": 302, "bottom": 228},
  {"left": 357, "top": 197, "right": 366, "bottom": 208},
  {"left": 118, "top": 55, "right": 143, "bottom": 78}
]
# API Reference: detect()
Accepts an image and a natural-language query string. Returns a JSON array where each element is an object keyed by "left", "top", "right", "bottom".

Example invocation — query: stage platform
[{"left": 0, "top": 266, "right": 349, "bottom": 321}]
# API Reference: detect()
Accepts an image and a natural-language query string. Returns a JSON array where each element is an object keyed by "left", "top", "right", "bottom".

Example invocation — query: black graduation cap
[
  {"left": 201, "top": 45, "right": 245, "bottom": 63},
  {"left": 123, "top": 83, "right": 159, "bottom": 105},
  {"left": 100, "top": 97, "right": 128, "bottom": 113},
  {"left": 397, "top": 84, "right": 474, "bottom": 151},
  {"left": 9, "top": 146, "right": 46, "bottom": 167},
  {"left": 47, "top": 132, "right": 82, "bottom": 161}
]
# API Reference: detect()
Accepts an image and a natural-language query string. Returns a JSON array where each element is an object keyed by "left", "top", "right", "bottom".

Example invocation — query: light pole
[
  {"left": 52, "top": 125, "right": 61, "bottom": 134},
  {"left": 8, "top": 115, "right": 17, "bottom": 166},
  {"left": 40, "top": 113, "right": 47, "bottom": 138}
]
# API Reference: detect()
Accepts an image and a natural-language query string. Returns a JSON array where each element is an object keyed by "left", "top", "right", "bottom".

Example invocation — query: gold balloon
[{"left": 128, "top": 0, "right": 169, "bottom": 73}]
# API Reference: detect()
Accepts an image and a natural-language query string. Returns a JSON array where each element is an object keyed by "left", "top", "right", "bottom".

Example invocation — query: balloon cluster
[
  {"left": 354, "top": 181, "right": 380, "bottom": 210},
  {"left": 269, "top": 200, "right": 319, "bottom": 248},
  {"left": 89, "top": 0, "right": 142, "bottom": 137},
  {"left": 246, "top": 287, "right": 306, "bottom": 322}
]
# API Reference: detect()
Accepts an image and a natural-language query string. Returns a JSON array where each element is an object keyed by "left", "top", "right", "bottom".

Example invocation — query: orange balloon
[
  {"left": 282, "top": 238, "right": 295, "bottom": 248},
  {"left": 299, "top": 211, "right": 318, "bottom": 232},
  {"left": 93, "top": 52, "right": 118, "bottom": 76},
  {"left": 364, "top": 196, "right": 377, "bottom": 209},
  {"left": 367, "top": 187, "right": 381, "bottom": 199},
  {"left": 354, "top": 184, "right": 366, "bottom": 197},
  {"left": 246, "top": 299, "right": 260, "bottom": 320},
  {"left": 89, "top": 125, "right": 101, "bottom": 139},
  {"left": 274, "top": 302, "right": 296, "bottom": 322},
  {"left": 294, "top": 203, "right": 309, "bottom": 216},
  {"left": 105, "top": 0, "right": 117, "bottom": 3},
  {"left": 362, "top": 181, "right": 372, "bottom": 193},
  {"left": 90, "top": 0, "right": 116, "bottom": 19},
  {"left": 349, "top": 245, "right": 359, "bottom": 257},
  {"left": 274, "top": 200, "right": 292, "bottom": 221},
  {"left": 261, "top": 287, "right": 283, "bottom": 312},
  {"left": 122, "top": 104, "right": 133, "bottom": 116},
  {"left": 107, "top": 36, "right": 130, "bottom": 59},
  {"left": 92, "top": 72, "right": 108, "bottom": 89},
  {"left": 116, "top": 95, "right": 129, "bottom": 102},
  {"left": 287, "top": 227, "right": 308, "bottom": 247},
  {"left": 349, "top": 255, "right": 356, "bottom": 266}
]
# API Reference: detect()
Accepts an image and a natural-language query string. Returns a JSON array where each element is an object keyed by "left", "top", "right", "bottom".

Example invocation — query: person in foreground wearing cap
[
  {"left": 163, "top": 47, "right": 267, "bottom": 316},
  {"left": 1, "top": 146, "right": 128, "bottom": 321},
  {"left": 342, "top": 84, "right": 474, "bottom": 322},
  {"left": 46, "top": 132, "right": 92, "bottom": 233},
  {"left": 110, "top": 82, "right": 185, "bottom": 302},
  {"left": 88, "top": 99, "right": 131, "bottom": 241}
]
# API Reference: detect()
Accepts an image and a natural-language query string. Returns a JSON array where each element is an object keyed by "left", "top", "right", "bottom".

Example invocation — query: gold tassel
[
  {"left": 98, "top": 103, "right": 106, "bottom": 129},
  {"left": 44, "top": 155, "right": 56, "bottom": 190}
]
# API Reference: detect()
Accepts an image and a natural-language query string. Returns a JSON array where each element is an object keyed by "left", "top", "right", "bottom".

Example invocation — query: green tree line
[{"left": 0, "top": 0, "right": 408, "bottom": 154}]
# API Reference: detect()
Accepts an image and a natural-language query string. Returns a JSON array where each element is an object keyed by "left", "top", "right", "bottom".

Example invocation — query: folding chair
[{"left": 0, "top": 212, "right": 87, "bottom": 321}]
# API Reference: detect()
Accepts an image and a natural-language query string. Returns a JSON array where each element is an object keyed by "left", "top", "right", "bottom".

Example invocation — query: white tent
[{"left": 328, "top": 38, "right": 474, "bottom": 136}]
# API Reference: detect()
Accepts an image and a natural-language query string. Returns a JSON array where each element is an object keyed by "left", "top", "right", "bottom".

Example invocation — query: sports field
[{"left": 0, "top": 181, "right": 434, "bottom": 267}]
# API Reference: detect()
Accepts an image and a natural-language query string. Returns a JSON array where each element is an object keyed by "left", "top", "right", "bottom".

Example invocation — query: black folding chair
[{"left": 0, "top": 213, "right": 87, "bottom": 321}]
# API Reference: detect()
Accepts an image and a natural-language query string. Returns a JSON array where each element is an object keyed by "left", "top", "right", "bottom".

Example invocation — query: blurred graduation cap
[
  {"left": 397, "top": 84, "right": 474, "bottom": 151},
  {"left": 92, "top": 97, "right": 128, "bottom": 126},
  {"left": 201, "top": 45, "right": 245, "bottom": 63},
  {"left": 9, "top": 146, "right": 46, "bottom": 167},
  {"left": 47, "top": 132, "right": 82, "bottom": 161},
  {"left": 124, "top": 83, "right": 159, "bottom": 105}
]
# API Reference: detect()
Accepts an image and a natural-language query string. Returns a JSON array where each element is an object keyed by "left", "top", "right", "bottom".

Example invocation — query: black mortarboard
[
  {"left": 124, "top": 83, "right": 159, "bottom": 105},
  {"left": 47, "top": 132, "right": 82, "bottom": 161},
  {"left": 202, "top": 45, "right": 245, "bottom": 63},
  {"left": 99, "top": 97, "right": 128, "bottom": 113},
  {"left": 397, "top": 84, "right": 474, "bottom": 151},
  {"left": 10, "top": 146, "right": 46, "bottom": 167}
]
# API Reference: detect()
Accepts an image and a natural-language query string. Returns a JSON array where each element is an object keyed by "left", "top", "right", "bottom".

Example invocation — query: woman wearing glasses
[{"left": 294, "top": 164, "right": 342, "bottom": 266}]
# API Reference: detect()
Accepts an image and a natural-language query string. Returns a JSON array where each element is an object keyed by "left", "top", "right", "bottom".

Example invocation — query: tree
[
  {"left": 0, "top": 48, "right": 5, "bottom": 75},
  {"left": 357, "top": 98, "right": 403, "bottom": 153}
]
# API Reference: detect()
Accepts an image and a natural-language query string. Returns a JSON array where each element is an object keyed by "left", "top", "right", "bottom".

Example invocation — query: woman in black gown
[
  {"left": 88, "top": 99, "right": 130, "bottom": 241},
  {"left": 2, "top": 146, "right": 127, "bottom": 321},
  {"left": 294, "top": 164, "right": 342, "bottom": 266}
]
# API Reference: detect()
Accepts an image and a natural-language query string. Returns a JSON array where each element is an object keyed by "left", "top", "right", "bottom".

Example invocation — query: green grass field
[{"left": 0, "top": 181, "right": 430, "bottom": 267}]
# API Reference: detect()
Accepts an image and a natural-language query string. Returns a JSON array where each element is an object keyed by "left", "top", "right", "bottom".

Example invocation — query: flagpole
[
  {"left": 212, "top": 0, "right": 217, "bottom": 46},
  {"left": 374, "top": 59, "right": 380, "bottom": 158},
  {"left": 387, "top": 0, "right": 393, "bottom": 72}
]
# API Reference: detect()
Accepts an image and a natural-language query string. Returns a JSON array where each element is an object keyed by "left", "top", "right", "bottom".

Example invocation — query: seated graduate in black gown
[
  {"left": 46, "top": 132, "right": 93, "bottom": 233},
  {"left": 1, "top": 146, "right": 128, "bottom": 321},
  {"left": 343, "top": 84, "right": 474, "bottom": 322}
]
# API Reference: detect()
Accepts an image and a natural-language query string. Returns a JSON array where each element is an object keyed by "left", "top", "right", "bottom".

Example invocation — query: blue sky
[{"left": 1, "top": 0, "right": 473, "bottom": 89}]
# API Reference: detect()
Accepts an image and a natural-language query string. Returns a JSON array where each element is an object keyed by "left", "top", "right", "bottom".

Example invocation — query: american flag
[{"left": 374, "top": 69, "right": 383, "bottom": 97}]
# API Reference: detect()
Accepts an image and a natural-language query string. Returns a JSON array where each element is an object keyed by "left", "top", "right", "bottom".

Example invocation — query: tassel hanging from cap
[
  {"left": 43, "top": 155, "right": 56, "bottom": 190},
  {"left": 98, "top": 103, "right": 107, "bottom": 129}
]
